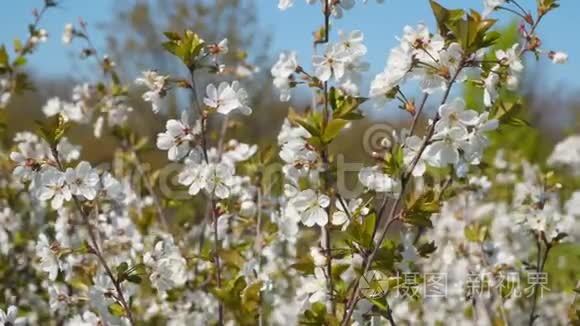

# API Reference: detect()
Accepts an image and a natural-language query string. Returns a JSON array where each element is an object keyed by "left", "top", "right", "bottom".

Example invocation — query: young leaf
[{"left": 322, "top": 118, "right": 348, "bottom": 144}]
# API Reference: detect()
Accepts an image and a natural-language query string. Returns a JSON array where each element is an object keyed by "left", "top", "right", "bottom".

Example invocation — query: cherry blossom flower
[
  {"left": 290, "top": 189, "right": 330, "bottom": 227},
  {"left": 271, "top": 51, "right": 299, "bottom": 101},
  {"left": 144, "top": 238, "right": 187, "bottom": 293},
  {"left": 205, "top": 162, "right": 236, "bottom": 199},
  {"left": 156, "top": 114, "right": 197, "bottom": 161},
  {"left": 35, "top": 234, "right": 60, "bottom": 281},
  {"left": 178, "top": 163, "right": 207, "bottom": 196},
  {"left": 65, "top": 311, "right": 100, "bottom": 326},
  {"left": 359, "top": 167, "right": 400, "bottom": 195},
  {"left": 330, "top": 0, "right": 355, "bottom": 18},
  {"left": 549, "top": 51, "right": 568, "bottom": 64},
  {"left": 62, "top": 23, "right": 74, "bottom": 44},
  {"left": 0, "top": 305, "right": 21, "bottom": 326},
  {"left": 208, "top": 38, "right": 228, "bottom": 60},
  {"left": 483, "top": 70, "right": 500, "bottom": 107},
  {"left": 424, "top": 126, "right": 467, "bottom": 168},
  {"left": 204, "top": 82, "right": 247, "bottom": 115},
  {"left": 435, "top": 98, "right": 479, "bottom": 132},
  {"left": 297, "top": 267, "right": 327, "bottom": 303},
  {"left": 230, "top": 81, "right": 252, "bottom": 115},
  {"left": 30, "top": 28, "right": 48, "bottom": 44},
  {"left": 337, "top": 30, "right": 367, "bottom": 57},
  {"left": 483, "top": 0, "right": 506, "bottom": 17},
  {"left": 38, "top": 168, "right": 72, "bottom": 209},
  {"left": 332, "top": 198, "right": 369, "bottom": 229},
  {"left": 135, "top": 70, "right": 169, "bottom": 114},
  {"left": 65, "top": 161, "right": 100, "bottom": 200},
  {"left": 101, "top": 172, "right": 123, "bottom": 201},
  {"left": 42, "top": 97, "right": 83, "bottom": 122},
  {"left": 496, "top": 44, "right": 523, "bottom": 74},
  {"left": 312, "top": 44, "right": 347, "bottom": 82}
]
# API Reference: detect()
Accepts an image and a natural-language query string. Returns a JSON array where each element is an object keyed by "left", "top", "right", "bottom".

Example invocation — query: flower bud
[{"left": 548, "top": 51, "right": 568, "bottom": 64}]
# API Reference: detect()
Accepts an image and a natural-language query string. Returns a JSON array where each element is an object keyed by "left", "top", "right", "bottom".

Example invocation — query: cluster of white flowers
[
  {"left": 384, "top": 155, "right": 580, "bottom": 325},
  {"left": 135, "top": 70, "right": 169, "bottom": 114},
  {"left": 204, "top": 81, "right": 252, "bottom": 115},
  {"left": 483, "top": 44, "right": 524, "bottom": 107},
  {"left": 143, "top": 237, "right": 188, "bottom": 293},
  {"left": 271, "top": 29, "right": 369, "bottom": 100},
  {"left": 370, "top": 23, "right": 468, "bottom": 106},
  {"left": 271, "top": 51, "right": 298, "bottom": 101},
  {"left": 424, "top": 98, "right": 498, "bottom": 176}
]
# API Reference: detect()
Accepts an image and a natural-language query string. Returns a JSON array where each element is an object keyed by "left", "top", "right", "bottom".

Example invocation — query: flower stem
[
  {"left": 188, "top": 67, "right": 224, "bottom": 325},
  {"left": 341, "top": 64, "right": 465, "bottom": 325},
  {"left": 51, "top": 148, "right": 135, "bottom": 325},
  {"left": 528, "top": 236, "right": 551, "bottom": 326}
]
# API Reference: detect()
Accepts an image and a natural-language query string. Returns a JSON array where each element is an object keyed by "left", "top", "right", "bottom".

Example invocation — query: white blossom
[
  {"left": 38, "top": 168, "right": 72, "bottom": 209},
  {"left": 62, "top": 23, "right": 74, "bottom": 44},
  {"left": 204, "top": 82, "right": 250, "bottom": 115},
  {"left": 144, "top": 238, "right": 188, "bottom": 293},
  {"left": 35, "top": 234, "right": 60, "bottom": 281},
  {"left": 135, "top": 70, "right": 169, "bottom": 114},
  {"left": 549, "top": 51, "right": 568, "bottom": 64},
  {"left": 483, "top": 0, "right": 506, "bottom": 17},
  {"left": 205, "top": 162, "right": 235, "bottom": 199},
  {"left": 157, "top": 114, "right": 198, "bottom": 161},
  {"left": 271, "top": 51, "right": 298, "bottom": 101},
  {"left": 290, "top": 189, "right": 330, "bottom": 227},
  {"left": 359, "top": 167, "right": 400, "bottom": 195},
  {"left": 65, "top": 161, "right": 100, "bottom": 200},
  {"left": 312, "top": 44, "right": 347, "bottom": 82}
]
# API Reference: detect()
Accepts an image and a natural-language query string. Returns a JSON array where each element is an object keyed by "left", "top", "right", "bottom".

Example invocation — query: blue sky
[{"left": 1, "top": 0, "right": 578, "bottom": 90}]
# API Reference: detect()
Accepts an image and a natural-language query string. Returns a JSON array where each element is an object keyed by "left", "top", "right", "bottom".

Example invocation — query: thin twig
[
  {"left": 188, "top": 67, "right": 224, "bottom": 325},
  {"left": 51, "top": 149, "right": 135, "bottom": 325},
  {"left": 409, "top": 93, "right": 429, "bottom": 136},
  {"left": 528, "top": 236, "right": 551, "bottom": 326},
  {"left": 342, "top": 64, "right": 465, "bottom": 325}
]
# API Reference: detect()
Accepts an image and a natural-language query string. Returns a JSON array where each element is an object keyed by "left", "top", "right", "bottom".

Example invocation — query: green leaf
[
  {"left": 429, "top": 0, "right": 464, "bottom": 37},
  {"left": 296, "top": 119, "right": 321, "bottom": 138},
  {"left": 404, "top": 191, "right": 440, "bottom": 228},
  {"left": 241, "top": 281, "right": 262, "bottom": 312},
  {"left": 495, "top": 102, "right": 530, "bottom": 127},
  {"left": 417, "top": 241, "right": 437, "bottom": 258},
  {"left": 368, "top": 296, "right": 391, "bottom": 317},
  {"left": 13, "top": 38, "right": 22, "bottom": 53},
  {"left": 126, "top": 275, "right": 142, "bottom": 284},
  {"left": 372, "top": 240, "right": 399, "bottom": 271},
  {"left": 107, "top": 303, "right": 125, "bottom": 317},
  {"left": 163, "top": 31, "right": 181, "bottom": 41},
  {"left": 220, "top": 249, "right": 246, "bottom": 269},
  {"left": 12, "top": 56, "right": 27, "bottom": 67},
  {"left": 35, "top": 115, "right": 70, "bottom": 149},
  {"left": 322, "top": 118, "right": 348, "bottom": 143},
  {"left": 0, "top": 45, "right": 9, "bottom": 69},
  {"left": 331, "top": 91, "right": 366, "bottom": 120},
  {"left": 116, "top": 262, "right": 129, "bottom": 281},
  {"left": 464, "top": 223, "right": 488, "bottom": 243},
  {"left": 384, "top": 145, "right": 404, "bottom": 176},
  {"left": 345, "top": 212, "right": 376, "bottom": 250},
  {"left": 162, "top": 41, "right": 179, "bottom": 56},
  {"left": 290, "top": 256, "right": 315, "bottom": 275},
  {"left": 116, "top": 262, "right": 129, "bottom": 274}
]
